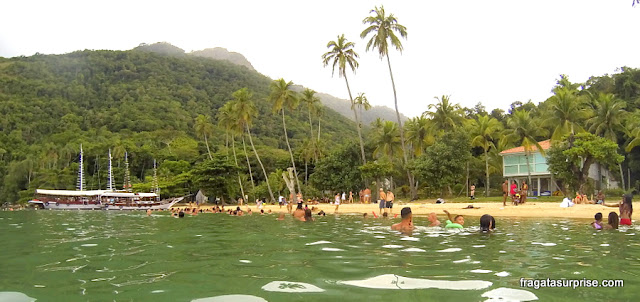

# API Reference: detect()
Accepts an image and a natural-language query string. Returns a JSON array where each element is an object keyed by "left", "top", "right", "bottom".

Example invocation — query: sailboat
[
  {"left": 29, "top": 145, "right": 105, "bottom": 210},
  {"left": 101, "top": 154, "right": 183, "bottom": 210},
  {"left": 29, "top": 148, "right": 183, "bottom": 210}
]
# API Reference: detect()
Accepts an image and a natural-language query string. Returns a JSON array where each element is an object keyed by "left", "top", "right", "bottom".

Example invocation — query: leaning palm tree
[
  {"left": 542, "top": 87, "right": 590, "bottom": 141},
  {"left": 230, "top": 88, "right": 276, "bottom": 203},
  {"left": 217, "top": 103, "right": 246, "bottom": 202},
  {"left": 423, "top": 95, "right": 465, "bottom": 133},
  {"left": 300, "top": 88, "right": 321, "bottom": 142},
  {"left": 268, "top": 79, "right": 302, "bottom": 198},
  {"left": 361, "top": 5, "right": 415, "bottom": 198},
  {"left": 322, "top": 34, "right": 366, "bottom": 164},
  {"left": 467, "top": 115, "right": 503, "bottom": 197},
  {"left": 194, "top": 114, "right": 214, "bottom": 160},
  {"left": 504, "top": 110, "right": 549, "bottom": 186}
]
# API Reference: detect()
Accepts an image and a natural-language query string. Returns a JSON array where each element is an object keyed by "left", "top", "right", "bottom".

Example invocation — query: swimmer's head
[
  {"left": 401, "top": 207, "right": 412, "bottom": 220},
  {"left": 382, "top": 212, "right": 388, "bottom": 218},
  {"left": 297, "top": 203, "right": 303, "bottom": 210},
  {"left": 608, "top": 212, "right": 619, "bottom": 229},
  {"left": 479, "top": 214, "right": 494, "bottom": 232},
  {"left": 454, "top": 215, "right": 464, "bottom": 225},
  {"left": 428, "top": 212, "right": 438, "bottom": 221},
  {"left": 595, "top": 212, "right": 602, "bottom": 221}
]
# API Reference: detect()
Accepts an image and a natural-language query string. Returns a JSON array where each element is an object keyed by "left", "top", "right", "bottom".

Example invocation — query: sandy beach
[{"left": 176, "top": 200, "right": 624, "bottom": 220}]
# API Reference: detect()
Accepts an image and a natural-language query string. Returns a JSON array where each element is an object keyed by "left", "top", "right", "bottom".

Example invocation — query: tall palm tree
[
  {"left": 230, "top": 88, "right": 276, "bottom": 202},
  {"left": 404, "top": 116, "right": 434, "bottom": 157},
  {"left": 361, "top": 5, "right": 415, "bottom": 198},
  {"left": 543, "top": 87, "right": 590, "bottom": 141},
  {"left": 423, "top": 95, "right": 464, "bottom": 133},
  {"left": 353, "top": 92, "right": 372, "bottom": 131},
  {"left": 269, "top": 79, "right": 302, "bottom": 198},
  {"left": 322, "top": 34, "right": 367, "bottom": 164},
  {"left": 300, "top": 88, "right": 321, "bottom": 142},
  {"left": 194, "top": 115, "right": 215, "bottom": 160},
  {"left": 216, "top": 103, "right": 246, "bottom": 202},
  {"left": 504, "top": 110, "right": 549, "bottom": 186},
  {"left": 467, "top": 115, "right": 503, "bottom": 197},
  {"left": 231, "top": 88, "right": 258, "bottom": 191}
]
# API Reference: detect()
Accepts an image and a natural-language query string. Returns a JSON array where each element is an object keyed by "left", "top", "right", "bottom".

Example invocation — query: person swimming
[
  {"left": 479, "top": 214, "right": 495, "bottom": 232},
  {"left": 591, "top": 212, "right": 603, "bottom": 230},
  {"left": 304, "top": 208, "right": 314, "bottom": 222},
  {"left": 443, "top": 210, "right": 464, "bottom": 228},
  {"left": 391, "top": 207, "right": 414, "bottom": 233},
  {"left": 427, "top": 212, "right": 441, "bottom": 227},
  {"left": 603, "top": 212, "right": 619, "bottom": 230}
]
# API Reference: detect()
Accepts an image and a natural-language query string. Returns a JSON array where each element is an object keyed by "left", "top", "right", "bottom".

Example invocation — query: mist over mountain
[{"left": 134, "top": 42, "right": 405, "bottom": 124}]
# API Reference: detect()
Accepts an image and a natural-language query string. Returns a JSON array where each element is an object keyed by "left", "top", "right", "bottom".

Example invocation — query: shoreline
[{"left": 174, "top": 200, "right": 625, "bottom": 220}]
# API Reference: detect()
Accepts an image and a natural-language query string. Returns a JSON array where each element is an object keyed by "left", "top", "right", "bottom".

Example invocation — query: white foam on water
[
  {"left": 81, "top": 244, "right": 97, "bottom": 247},
  {"left": 499, "top": 251, "right": 506, "bottom": 253},
  {"left": 427, "top": 234, "right": 440, "bottom": 237},
  {"left": 339, "top": 274, "right": 492, "bottom": 290},
  {"left": 33, "top": 285, "right": 45, "bottom": 288},
  {"left": 532, "top": 242, "right": 556, "bottom": 246},
  {"left": 458, "top": 232, "right": 473, "bottom": 236},
  {"left": 565, "top": 238, "right": 571, "bottom": 240},
  {"left": 627, "top": 233, "right": 636, "bottom": 236},
  {"left": 471, "top": 261, "right": 481, "bottom": 264},
  {"left": 453, "top": 259, "right": 470, "bottom": 263},
  {"left": 195, "top": 235, "right": 202, "bottom": 237},
  {"left": 561, "top": 227, "right": 569, "bottom": 231},
  {"left": 305, "top": 240, "right": 332, "bottom": 246},
  {"left": 495, "top": 271, "right": 510, "bottom": 277},
  {"left": 262, "top": 281, "right": 325, "bottom": 293},
  {"left": 167, "top": 245, "right": 173, "bottom": 248},
  {"left": 335, "top": 256, "right": 343, "bottom": 258},
  {"left": 374, "top": 236, "right": 386, "bottom": 239},
  {"left": 192, "top": 295, "right": 268, "bottom": 302},
  {"left": 0, "top": 292, "right": 36, "bottom": 302},
  {"left": 507, "top": 240, "right": 515, "bottom": 242},
  {"left": 481, "top": 287, "right": 538, "bottom": 302},
  {"left": 600, "top": 244, "right": 610, "bottom": 247},
  {"left": 553, "top": 257, "right": 565, "bottom": 260},
  {"left": 437, "top": 248, "right": 462, "bottom": 253},
  {"left": 67, "top": 228, "right": 76, "bottom": 231},
  {"left": 472, "top": 245, "right": 485, "bottom": 248},
  {"left": 322, "top": 247, "right": 344, "bottom": 252},
  {"left": 401, "top": 248, "right": 426, "bottom": 252},
  {"left": 239, "top": 260, "right": 252, "bottom": 263},
  {"left": 400, "top": 237, "right": 419, "bottom": 241},
  {"left": 151, "top": 290, "right": 165, "bottom": 293},
  {"left": 470, "top": 269, "right": 492, "bottom": 274},
  {"left": 382, "top": 245, "right": 404, "bottom": 249}
]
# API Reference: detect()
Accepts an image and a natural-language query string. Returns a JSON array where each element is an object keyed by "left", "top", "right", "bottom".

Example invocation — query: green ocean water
[{"left": 0, "top": 210, "right": 638, "bottom": 302}]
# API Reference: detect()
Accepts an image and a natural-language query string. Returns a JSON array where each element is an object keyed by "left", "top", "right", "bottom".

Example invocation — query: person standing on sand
[
  {"left": 470, "top": 184, "right": 476, "bottom": 200},
  {"left": 521, "top": 180, "right": 528, "bottom": 204},
  {"left": 385, "top": 190, "right": 395, "bottom": 214},
  {"left": 364, "top": 187, "right": 371, "bottom": 204},
  {"left": 341, "top": 192, "right": 346, "bottom": 204},
  {"left": 502, "top": 180, "right": 509, "bottom": 206},
  {"left": 334, "top": 193, "right": 341, "bottom": 212},
  {"left": 349, "top": 191, "right": 354, "bottom": 204},
  {"left": 378, "top": 188, "right": 386, "bottom": 215},
  {"left": 391, "top": 207, "right": 414, "bottom": 233},
  {"left": 359, "top": 190, "right": 364, "bottom": 203},
  {"left": 510, "top": 181, "right": 518, "bottom": 204}
]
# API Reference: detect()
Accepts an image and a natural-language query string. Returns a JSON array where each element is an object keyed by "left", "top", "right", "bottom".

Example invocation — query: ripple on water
[
  {"left": 239, "top": 260, "right": 252, "bottom": 263},
  {"left": 305, "top": 240, "right": 332, "bottom": 245},
  {"left": 437, "top": 248, "right": 461, "bottom": 253},
  {"left": 339, "top": 274, "right": 492, "bottom": 290},
  {"left": 400, "top": 237, "right": 419, "bottom": 241},
  {"left": 469, "top": 269, "right": 492, "bottom": 274},
  {"left": 481, "top": 287, "right": 538, "bottom": 301},
  {"left": 401, "top": 248, "right": 426, "bottom": 252},
  {"left": 532, "top": 242, "right": 556, "bottom": 246},
  {"left": 382, "top": 245, "right": 404, "bottom": 249},
  {"left": 322, "top": 247, "right": 344, "bottom": 252}
]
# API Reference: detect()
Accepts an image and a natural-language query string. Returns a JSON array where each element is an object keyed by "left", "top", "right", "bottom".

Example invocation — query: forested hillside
[{"left": 0, "top": 50, "right": 357, "bottom": 203}]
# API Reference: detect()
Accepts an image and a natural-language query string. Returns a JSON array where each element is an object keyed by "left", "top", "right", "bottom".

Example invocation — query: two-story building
[{"left": 499, "top": 140, "right": 619, "bottom": 196}]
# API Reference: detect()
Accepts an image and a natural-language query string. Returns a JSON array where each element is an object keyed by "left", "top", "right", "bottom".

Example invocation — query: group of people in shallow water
[
  {"left": 390, "top": 207, "right": 495, "bottom": 234},
  {"left": 590, "top": 193, "right": 634, "bottom": 229}
]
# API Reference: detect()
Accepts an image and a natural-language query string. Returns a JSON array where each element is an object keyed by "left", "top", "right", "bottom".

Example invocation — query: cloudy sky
[{"left": 1, "top": 0, "right": 638, "bottom": 117}]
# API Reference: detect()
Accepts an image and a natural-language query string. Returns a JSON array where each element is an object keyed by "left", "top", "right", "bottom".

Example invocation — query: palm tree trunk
[
  {"left": 204, "top": 134, "right": 213, "bottom": 160},
  {"left": 231, "top": 134, "right": 246, "bottom": 204},
  {"left": 484, "top": 148, "right": 490, "bottom": 197},
  {"left": 308, "top": 108, "right": 314, "bottom": 142},
  {"left": 246, "top": 125, "right": 275, "bottom": 202},
  {"left": 344, "top": 74, "right": 367, "bottom": 164},
  {"left": 619, "top": 162, "right": 625, "bottom": 191},
  {"left": 525, "top": 151, "right": 533, "bottom": 186},
  {"left": 241, "top": 134, "right": 255, "bottom": 190},
  {"left": 385, "top": 54, "right": 416, "bottom": 199},
  {"left": 282, "top": 109, "right": 303, "bottom": 198}
]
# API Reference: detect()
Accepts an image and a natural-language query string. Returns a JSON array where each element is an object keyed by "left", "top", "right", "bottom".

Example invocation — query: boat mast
[
  {"left": 107, "top": 149, "right": 115, "bottom": 191},
  {"left": 152, "top": 159, "right": 160, "bottom": 201},
  {"left": 123, "top": 151, "right": 131, "bottom": 192},
  {"left": 76, "top": 144, "right": 85, "bottom": 191}
]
